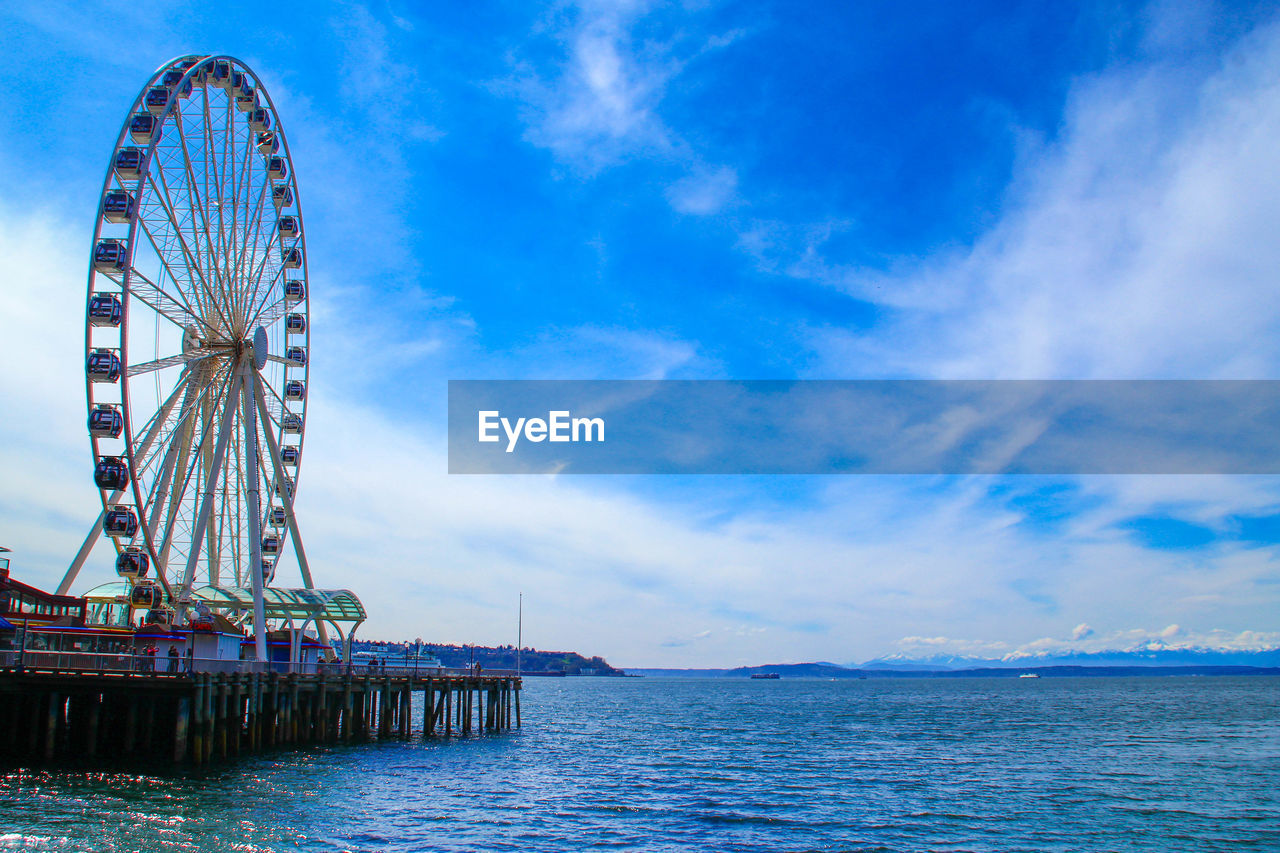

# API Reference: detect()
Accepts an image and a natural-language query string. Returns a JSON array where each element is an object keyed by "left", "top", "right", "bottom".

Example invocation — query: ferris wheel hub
[{"left": 252, "top": 326, "right": 268, "bottom": 370}]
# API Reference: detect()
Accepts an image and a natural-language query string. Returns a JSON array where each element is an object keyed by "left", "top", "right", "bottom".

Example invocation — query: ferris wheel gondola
[{"left": 58, "top": 56, "right": 321, "bottom": 655}]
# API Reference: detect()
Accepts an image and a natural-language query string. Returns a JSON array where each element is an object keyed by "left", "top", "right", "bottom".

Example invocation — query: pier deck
[{"left": 0, "top": 665, "right": 521, "bottom": 765}]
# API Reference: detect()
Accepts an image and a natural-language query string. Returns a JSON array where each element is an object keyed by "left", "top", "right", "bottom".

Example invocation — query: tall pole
[
  {"left": 517, "top": 592, "right": 522, "bottom": 677},
  {"left": 251, "top": 378, "right": 331, "bottom": 652},
  {"left": 241, "top": 363, "right": 267, "bottom": 662}
]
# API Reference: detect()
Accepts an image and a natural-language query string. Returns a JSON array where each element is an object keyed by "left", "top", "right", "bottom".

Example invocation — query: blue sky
[{"left": 3, "top": 1, "right": 1280, "bottom": 666}]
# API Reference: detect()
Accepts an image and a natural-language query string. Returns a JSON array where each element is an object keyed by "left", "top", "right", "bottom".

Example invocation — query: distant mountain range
[
  {"left": 859, "top": 647, "right": 1280, "bottom": 670},
  {"left": 626, "top": 648, "right": 1280, "bottom": 678}
]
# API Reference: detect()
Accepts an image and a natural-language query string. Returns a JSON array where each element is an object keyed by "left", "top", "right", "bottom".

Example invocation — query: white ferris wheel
[{"left": 57, "top": 55, "right": 321, "bottom": 651}]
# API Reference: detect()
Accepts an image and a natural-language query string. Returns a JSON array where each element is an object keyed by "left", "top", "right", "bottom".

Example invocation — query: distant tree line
[{"left": 347, "top": 639, "right": 624, "bottom": 676}]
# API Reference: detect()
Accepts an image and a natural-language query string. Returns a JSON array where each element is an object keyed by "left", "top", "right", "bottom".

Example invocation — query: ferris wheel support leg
[
  {"left": 63, "top": 373, "right": 193, "bottom": 596},
  {"left": 241, "top": 364, "right": 268, "bottom": 662},
  {"left": 58, "top": 511, "right": 106, "bottom": 595},
  {"left": 252, "top": 377, "right": 332, "bottom": 654},
  {"left": 177, "top": 369, "right": 245, "bottom": 607}
]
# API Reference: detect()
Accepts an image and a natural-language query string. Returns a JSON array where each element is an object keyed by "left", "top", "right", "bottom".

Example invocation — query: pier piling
[{"left": 0, "top": 668, "right": 520, "bottom": 765}]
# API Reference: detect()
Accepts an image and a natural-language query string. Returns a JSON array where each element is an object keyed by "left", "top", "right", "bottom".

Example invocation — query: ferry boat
[
  {"left": 750, "top": 672, "right": 780, "bottom": 679},
  {"left": 1018, "top": 672, "right": 1040, "bottom": 678}
]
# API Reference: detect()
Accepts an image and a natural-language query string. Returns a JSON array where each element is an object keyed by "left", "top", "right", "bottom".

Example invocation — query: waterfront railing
[{"left": 0, "top": 650, "right": 516, "bottom": 678}]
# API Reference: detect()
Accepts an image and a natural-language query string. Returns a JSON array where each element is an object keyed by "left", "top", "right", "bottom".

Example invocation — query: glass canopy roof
[
  {"left": 82, "top": 582, "right": 366, "bottom": 625},
  {"left": 193, "top": 586, "right": 366, "bottom": 624}
]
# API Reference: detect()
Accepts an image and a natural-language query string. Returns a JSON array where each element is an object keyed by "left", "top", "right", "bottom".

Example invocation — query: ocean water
[{"left": 2, "top": 676, "right": 1279, "bottom": 852}]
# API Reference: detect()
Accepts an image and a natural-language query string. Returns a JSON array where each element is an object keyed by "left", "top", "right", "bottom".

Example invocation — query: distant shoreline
[{"left": 622, "top": 664, "right": 1280, "bottom": 679}]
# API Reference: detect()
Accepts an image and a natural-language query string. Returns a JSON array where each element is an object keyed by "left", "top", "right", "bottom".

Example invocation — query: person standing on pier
[{"left": 167, "top": 645, "right": 179, "bottom": 673}]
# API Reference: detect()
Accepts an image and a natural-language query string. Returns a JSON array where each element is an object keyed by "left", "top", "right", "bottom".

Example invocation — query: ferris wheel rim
[{"left": 84, "top": 54, "right": 310, "bottom": 600}]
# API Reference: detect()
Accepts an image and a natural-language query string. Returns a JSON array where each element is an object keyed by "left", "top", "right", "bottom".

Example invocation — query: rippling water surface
[{"left": 2, "top": 676, "right": 1279, "bottom": 851}]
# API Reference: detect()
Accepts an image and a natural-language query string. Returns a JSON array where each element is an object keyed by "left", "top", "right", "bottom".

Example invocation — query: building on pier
[{"left": 2, "top": 559, "right": 365, "bottom": 676}]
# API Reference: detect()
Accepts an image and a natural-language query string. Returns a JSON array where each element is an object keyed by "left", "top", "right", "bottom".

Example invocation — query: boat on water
[
  {"left": 750, "top": 672, "right": 780, "bottom": 679},
  {"left": 1018, "top": 672, "right": 1040, "bottom": 678}
]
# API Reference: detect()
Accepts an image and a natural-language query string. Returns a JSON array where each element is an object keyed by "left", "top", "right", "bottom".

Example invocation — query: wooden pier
[{"left": 0, "top": 667, "right": 521, "bottom": 765}]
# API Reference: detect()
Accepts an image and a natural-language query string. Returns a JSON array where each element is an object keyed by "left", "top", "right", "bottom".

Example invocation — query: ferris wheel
[{"left": 58, "top": 55, "right": 317, "bottom": 629}]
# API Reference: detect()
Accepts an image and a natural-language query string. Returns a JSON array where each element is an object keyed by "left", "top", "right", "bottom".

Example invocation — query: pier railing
[{"left": 0, "top": 650, "right": 518, "bottom": 678}]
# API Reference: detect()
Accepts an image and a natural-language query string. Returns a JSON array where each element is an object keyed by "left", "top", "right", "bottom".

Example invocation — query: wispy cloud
[
  {"left": 506, "top": 0, "right": 743, "bottom": 214},
  {"left": 892, "top": 623, "right": 1280, "bottom": 661},
  {"left": 667, "top": 165, "right": 738, "bottom": 215},
  {"left": 501, "top": 324, "right": 705, "bottom": 379},
  {"left": 0, "top": 204, "right": 121, "bottom": 572},
  {"left": 779, "top": 18, "right": 1280, "bottom": 381},
  {"left": 512, "top": 1, "right": 677, "bottom": 171},
  {"left": 332, "top": 3, "right": 444, "bottom": 145}
]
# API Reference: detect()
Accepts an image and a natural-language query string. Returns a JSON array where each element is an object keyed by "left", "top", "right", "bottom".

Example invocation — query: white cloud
[
  {"left": 332, "top": 4, "right": 444, "bottom": 144},
  {"left": 0, "top": 205, "right": 105, "bottom": 580},
  {"left": 507, "top": 1, "right": 745, "bottom": 214},
  {"left": 666, "top": 165, "right": 738, "bottom": 216},
  {"left": 503, "top": 324, "right": 704, "bottom": 379},
  {"left": 784, "top": 18, "right": 1280, "bottom": 381},
  {"left": 1005, "top": 623, "right": 1280, "bottom": 659},
  {"left": 513, "top": 1, "right": 676, "bottom": 171},
  {"left": 893, "top": 622, "right": 1280, "bottom": 662}
]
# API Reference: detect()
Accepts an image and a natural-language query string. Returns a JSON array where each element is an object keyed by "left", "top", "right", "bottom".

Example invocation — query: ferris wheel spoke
[
  {"left": 259, "top": 375, "right": 291, "bottom": 422},
  {"left": 248, "top": 295, "right": 289, "bottom": 331},
  {"left": 172, "top": 105, "right": 234, "bottom": 326},
  {"left": 241, "top": 180, "right": 272, "bottom": 286},
  {"left": 142, "top": 365, "right": 232, "bottom": 578},
  {"left": 134, "top": 362, "right": 226, "bottom": 477},
  {"left": 242, "top": 242, "right": 287, "bottom": 329},
  {"left": 172, "top": 100, "right": 221, "bottom": 293},
  {"left": 142, "top": 424, "right": 186, "bottom": 546},
  {"left": 210, "top": 87, "right": 235, "bottom": 322},
  {"left": 126, "top": 266, "right": 217, "bottom": 336},
  {"left": 220, "top": 120, "right": 244, "bottom": 327},
  {"left": 236, "top": 182, "right": 273, "bottom": 324},
  {"left": 252, "top": 376, "right": 318, "bottom": 592},
  {"left": 150, "top": 364, "right": 228, "bottom": 498},
  {"left": 228, "top": 417, "right": 248, "bottom": 585},
  {"left": 127, "top": 370, "right": 193, "bottom": 466},
  {"left": 140, "top": 153, "right": 210, "bottom": 295},
  {"left": 197, "top": 85, "right": 239, "bottom": 326},
  {"left": 210, "top": 462, "right": 228, "bottom": 584},
  {"left": 243, "top": 260, "right": 290, "bottom": 328},
  {"left": 229, "top": 122, "right": 260, "bottom": 326},
  {"left": 242, "top": 221, "right": 290, "bottom": 323},
  {"left": 135, "top": 211, "right": 208, "bottom": 326},
  {"left": 145, "top": 165, "right": 231, "bottom": 331},
  {"left": 203, "top": 85, "right": 230, "bottom": 320},
  {"left": 140, "top": 372, "right": 203, "bottom": 536},
  {"left": 158, "top": 412, "right": 213, "bottom": 574},
  {"left": 126, "top": 351, "right": 215, "bottom": 379},
  {"left": 177, "top": 366, "right": 243, "bottom": 598}
]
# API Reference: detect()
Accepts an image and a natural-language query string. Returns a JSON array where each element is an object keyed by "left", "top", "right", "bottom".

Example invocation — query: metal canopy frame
[{"left": 192, "top": 585, "right": 366, "bottom": 624}]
